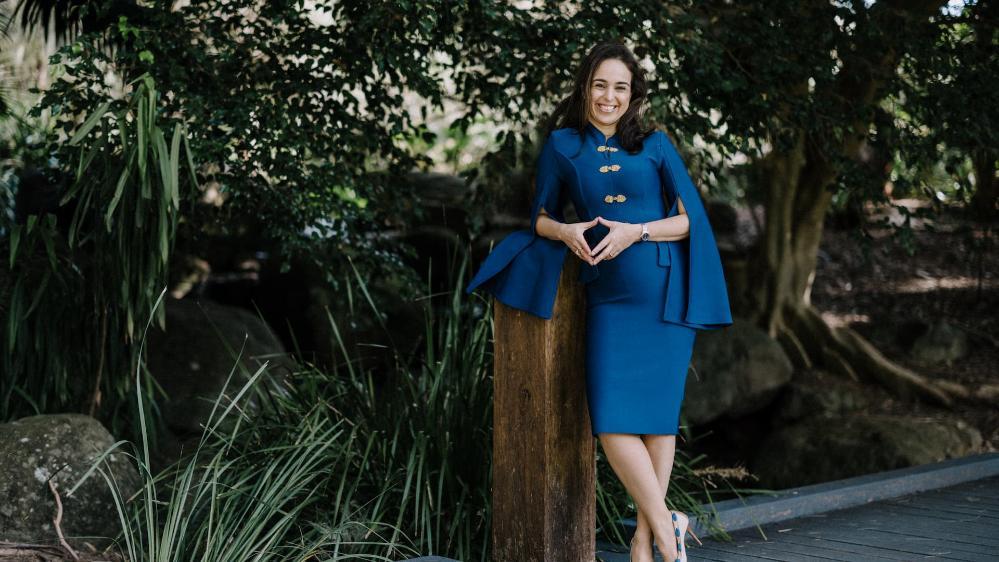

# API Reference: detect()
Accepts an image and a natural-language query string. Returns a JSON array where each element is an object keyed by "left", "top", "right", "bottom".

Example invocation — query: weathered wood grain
[{"left": 492, "top": 256, "right": 595, "bottom": 562}]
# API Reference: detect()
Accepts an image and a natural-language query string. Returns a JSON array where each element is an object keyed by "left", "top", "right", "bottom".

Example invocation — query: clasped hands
[{"left": 559, "top": 216, "right": 642, "bottom": 266}]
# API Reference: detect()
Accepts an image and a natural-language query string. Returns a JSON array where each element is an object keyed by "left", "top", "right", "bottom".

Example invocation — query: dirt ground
[{"left": 809, "top": 199, "right": 999, "bottom": 450}]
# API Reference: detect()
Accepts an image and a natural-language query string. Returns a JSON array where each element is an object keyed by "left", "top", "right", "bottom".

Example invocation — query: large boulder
[
  {"left": 752, "top": 413, "right": 983, "bottom": 489},
  {"left": 146, "top": 297, "right": 296, "bottom": 469},
  {"left": 907, "top": 320, "right": 970, "bottom": 366},
  {"left": 683, "top": 319, "right": 794, "bottom": 425},
  {"left": 773, "top": 368, "right": 874, "bottom": 422},
  {"left": 0, "top": 414, "right": 140, "bottom": 547}
]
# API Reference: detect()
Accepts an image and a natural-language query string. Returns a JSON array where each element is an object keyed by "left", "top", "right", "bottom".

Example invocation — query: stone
[
  {"left": 974, "top": 383, "right": 999, "bottom": 402},
  {"left": 0, "top": 414, "right": 140, "bottom": 547},
  {"left": 683, "top": 319, "right": 794, "bottom": 425},
  {"left": 146, "top": 297, "right": 296, "bottom": 470},
  {"left": 908, "top": 321, "right": 970, "bottom": 366},
  {"left": 773, "top": 369, "right": 873, "bottom": 422},
  {"left": 752, "top": 413, "right": 983, "bottom": 489}
]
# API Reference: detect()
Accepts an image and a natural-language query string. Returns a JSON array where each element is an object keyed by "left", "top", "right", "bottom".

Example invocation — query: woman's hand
[
  {"left": 590, "top": 216, "right": 642, "bottom": 265},
  {"left": 558, "top": 217, "right": 600, "bottom": 266}
]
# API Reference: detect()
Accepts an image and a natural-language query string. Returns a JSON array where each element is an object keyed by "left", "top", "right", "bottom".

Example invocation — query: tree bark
[{"left": 970, "top": 151, "right": 998, "bottom": 222}]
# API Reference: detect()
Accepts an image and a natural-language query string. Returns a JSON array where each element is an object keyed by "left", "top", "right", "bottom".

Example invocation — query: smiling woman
[{"left": 465, "top": 42, "right": 732, "bottom": 562}]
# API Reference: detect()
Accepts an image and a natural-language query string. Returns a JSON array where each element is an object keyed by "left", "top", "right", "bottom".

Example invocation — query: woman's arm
[{"left": 637, "top": 197, "right": 689, "bottom": 242}]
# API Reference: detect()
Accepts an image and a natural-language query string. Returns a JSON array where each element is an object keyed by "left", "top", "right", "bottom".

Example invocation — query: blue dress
[{"left": 465, "top": 122, "right": 732, "bottom": 437}]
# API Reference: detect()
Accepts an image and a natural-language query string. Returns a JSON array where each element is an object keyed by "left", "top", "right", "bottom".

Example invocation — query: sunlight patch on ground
[
  {"left": 820, "top": 311, "right": 871, "bottom": 329},
  {"left": 895, "top": 276, "right": 998, "bottom": 293}
]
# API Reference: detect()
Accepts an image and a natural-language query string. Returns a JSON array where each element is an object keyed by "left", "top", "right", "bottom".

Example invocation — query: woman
[{"left": 465, "top": 42, "right": 732, "bottom": 562}]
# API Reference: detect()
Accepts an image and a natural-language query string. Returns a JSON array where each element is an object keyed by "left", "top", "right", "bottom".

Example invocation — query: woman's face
[{"left": 587, "top": 58, "right": 632, "bottom": 130}]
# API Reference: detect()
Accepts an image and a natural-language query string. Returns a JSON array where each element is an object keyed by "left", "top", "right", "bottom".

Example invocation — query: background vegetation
[{"left": 1, "top": 0, "right": 994, "bottom": 560}]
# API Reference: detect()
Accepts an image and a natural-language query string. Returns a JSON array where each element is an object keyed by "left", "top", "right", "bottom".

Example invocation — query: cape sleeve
[
  {"left": 463, "top": 134, "right": 569, "bottom": 319},
  {"left": 656, "top": 131, "right": 733, "bottom": 330}
]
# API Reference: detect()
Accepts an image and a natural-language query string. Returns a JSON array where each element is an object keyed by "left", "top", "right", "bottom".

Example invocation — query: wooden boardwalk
[
  {"left": 404, "top": 454, "right": 999, "bottom": 561},
  {"left": 596, "top": 474, "right": 999, "bottom": 562}
]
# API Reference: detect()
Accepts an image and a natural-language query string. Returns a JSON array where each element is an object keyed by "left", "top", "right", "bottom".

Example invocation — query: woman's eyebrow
[{"left": 592, "top": 78, "right": 630, "bottom": 86}]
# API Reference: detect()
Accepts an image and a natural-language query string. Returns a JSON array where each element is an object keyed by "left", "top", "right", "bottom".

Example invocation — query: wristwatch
[{"left": 640, "top": 223, "right": 649, "bottom": 242}]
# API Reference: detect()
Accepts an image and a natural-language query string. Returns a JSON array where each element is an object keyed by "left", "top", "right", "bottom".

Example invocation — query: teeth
[{"left": 598, "top": 104, "right": 616, "bottom": 113}]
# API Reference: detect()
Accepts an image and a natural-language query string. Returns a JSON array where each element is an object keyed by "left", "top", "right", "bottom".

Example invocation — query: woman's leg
[
  {"left": 630, "top": 434, "right": 677, "bottom": 552},
  {"left": 598, "top": 433, "right": 679, "bottom": 560}
]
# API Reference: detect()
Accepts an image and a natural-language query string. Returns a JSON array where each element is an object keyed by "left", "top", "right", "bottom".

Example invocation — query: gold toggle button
[
  {"left": 603, "top": 194, "right": 627, "bottom": 203},
  {"left": 599, "top": 164, "right": 622, "bottom": 173},
  {"left": 596, "top": 145, "right": 620, "bottom": 153}
]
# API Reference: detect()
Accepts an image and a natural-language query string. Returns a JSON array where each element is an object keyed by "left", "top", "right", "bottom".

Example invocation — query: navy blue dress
[{"left": 466, "top": 123, "right": 732, "bottom": 437}]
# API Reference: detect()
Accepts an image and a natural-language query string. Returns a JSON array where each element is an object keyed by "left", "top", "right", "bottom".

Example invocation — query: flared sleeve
[
  {"left": 656, "top": 131, "right": 733, "bottom": 330},
  {"left": 464, "top": 134, "right": 569, "bottom": 319}
]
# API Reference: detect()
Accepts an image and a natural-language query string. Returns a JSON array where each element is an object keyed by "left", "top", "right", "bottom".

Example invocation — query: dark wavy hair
[{"left": 542, "top": 42, "right": 656, "bottom": 153}]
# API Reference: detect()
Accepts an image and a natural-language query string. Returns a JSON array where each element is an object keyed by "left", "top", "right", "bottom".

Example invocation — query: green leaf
[
  {"left": 169, "top": 122, "right": 182, "bottom": 209},
  {"left": 9, "top": 224, "right": 22, "bottom": 268},
  {"left": 106, "top": 147, "right": 137, "bottom": 230},
  {"left": 23, "top": 269, "right": 52, "bottom": 318},
  {"left": 138, "top": 97, "right": 147, "bottom": 176},
  {"left": 182, "top": 130, "right": 199, "bottom": 192},
  {"left": 154, "top": 128, "right": 171, "bottom": 199},
  {"left": 159, "top": 197, "right": 169, "bottom": 264},
  {"left": 68, "top": 101, "right": 111, "bottom": 146},
  {"left": 41, "top": 228, "right": 57, "bottom": 271}
]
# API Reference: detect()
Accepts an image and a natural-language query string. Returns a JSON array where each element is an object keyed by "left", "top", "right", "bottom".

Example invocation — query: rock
[
  {"left": 907, "top": 321, "right": 970, "bottom": 366},
  {"left": 974, "top": 383, "right": 999, "bottom": 402},
  {"left": 146, "top": 297, "right": 296, "bottom": 469},
  {"left": 683, "top": 319, "right": 794, "bottom": 425},
  {"left": 773, "top": 369, "right": 873, "bottom": 422},
  {"left": 752, "top": 413, "right": 983, "bottom": 489},
  {"left": 0, "top": 414, "right": 140, "bottom": 547}
]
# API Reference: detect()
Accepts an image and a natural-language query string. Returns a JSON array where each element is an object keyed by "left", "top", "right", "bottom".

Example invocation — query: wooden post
[{"left": 492, "top": 257, "right": 595, "bottom": 562}]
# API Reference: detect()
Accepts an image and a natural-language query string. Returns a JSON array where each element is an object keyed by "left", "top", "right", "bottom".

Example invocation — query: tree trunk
[{"left": 970, "top": 151, "right": 998, "bottom": 222}]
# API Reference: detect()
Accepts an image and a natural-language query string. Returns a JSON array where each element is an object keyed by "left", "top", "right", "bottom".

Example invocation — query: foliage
[
  {"left": 1, "top": 73, "right": 195, "bottom": 431},
  {"left": 72, "top": 256, "right": 751, "bottom": 560},
  {"left": 71, "top": 292, "right": 405, "bottom": 562},
  {"left": 892, "top": 0, "right": 997, "bottom": 206},
  {"left": 34, "top": 0, "right": 458, "bottom": 289}
]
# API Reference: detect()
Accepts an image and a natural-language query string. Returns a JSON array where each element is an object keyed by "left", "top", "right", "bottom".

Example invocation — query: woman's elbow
[{"left": 677, "top": 213, "right": 691, "bottom": 240}]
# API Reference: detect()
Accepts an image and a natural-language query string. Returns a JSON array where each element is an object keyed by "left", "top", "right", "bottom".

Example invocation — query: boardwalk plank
[
  {"left": 893, "top": 491, "right": 999, "bottom": 511},
  {"left": 886, "top": 496, "right": 999, "bottom": 520},
  {"left": 690, "top": 542, "right": 802, "bottom": 561},
  {"left": 789, "top": 505, "right": 999, "bottom": 549},
  {"left": 809, "top": 500, "right": 999, "bottom": 535},
  {"left": 728, "top": 537, "right": 904, "bottom": 561},
  {"left": 849, "top": 502, "right": 999, "bottom": 538},
  {"left": 738, "top": 519, "right": 996, "bottom": 559},
  {"left": 775, "top": 533, "right": 918, "bottom": 561},
  {"left": 790, "top": 529, "right": 981, "bottom": 561}
]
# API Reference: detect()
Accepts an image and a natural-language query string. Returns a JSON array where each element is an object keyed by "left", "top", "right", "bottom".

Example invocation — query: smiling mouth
[{"left": 596, "top": 103, "right": 617, "bottom": 114}]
